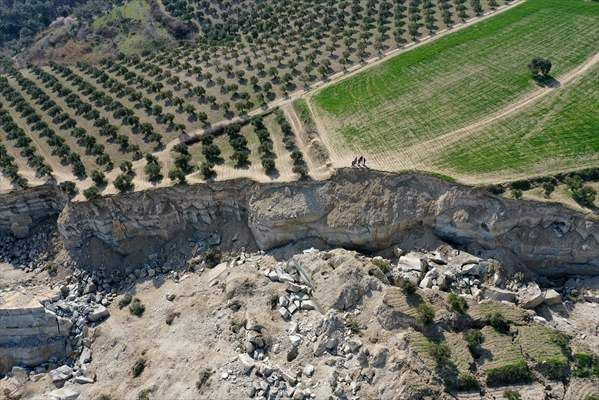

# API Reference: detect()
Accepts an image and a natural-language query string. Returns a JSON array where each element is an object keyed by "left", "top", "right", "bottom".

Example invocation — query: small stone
[
  {"left": 300, "top": 300, "right": 316, "bottom": 311},
  {"left": 166, "top": 293, "right": 176, "bottom": 301},
  {"left": 278, "top": 307, "right": 291, "bottom": 320},
  {"left": 289, "top": 335, "right": 302, "bottom": 347},
  {"left": 87, "top": 305, "right": 110, "bottom": 322},
  {"left": 303, "top": 364, "right": 315, "bottom": 377}
]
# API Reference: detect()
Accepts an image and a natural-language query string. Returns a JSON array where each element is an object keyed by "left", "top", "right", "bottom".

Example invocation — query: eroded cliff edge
[{"left": 47, "top": 169, "right": 598, "bottom": 276}]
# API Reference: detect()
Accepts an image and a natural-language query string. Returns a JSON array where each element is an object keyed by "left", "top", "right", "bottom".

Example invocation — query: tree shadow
[{"left": 533, "top": 75, "right": 560, "bottom": 88}]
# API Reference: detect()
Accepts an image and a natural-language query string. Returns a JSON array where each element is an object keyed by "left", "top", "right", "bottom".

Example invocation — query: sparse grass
[
  {"left": 165, "top": 311, "right": 180, "bottom": 325},
  {"left": 486, "top": 359, "right": 531, "bottom": 386},
  {"left": 196, "top": 368, "right": 213, "bottom": 391},
  {"left": 503, "top": 389, "right": 522, "bottom": 400},
  {"left": 448, "top": 293, "right": 468, "bottom": 314},
  {"left": 345, "top": 315, "right": 362, "bottom": 334},
  {"left": 371, "top": 257, "right": 391, "bottom": 274},
  {"left": 118, "top": 293, "right": 133, "bottom": 309},
  {"left": 517, "top": 325, "right": 570, "bottom": 380},
  {"left": 132, "top": 357, "right": 146, "bottom": 378},
  {"left": 293, "top": 99, "right": 315, "bottom": 130},
  {"left": 129, "top": 298, "right": 146, "bottom": 317},
  {"left": 401, "top": 279, "right": 417, "bottom": 295}
]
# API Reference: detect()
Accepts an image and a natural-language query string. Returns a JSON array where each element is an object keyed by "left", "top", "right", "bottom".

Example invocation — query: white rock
[
  {"left": 87, "top": 305, "right": 109, "bottom": 322},
  {"left": 518, "top": 283, "right": 544, "bottom": 309},
  {"left": 50, "top": 365, "right": 73, "bottom": 383},
  {"left": 289, "top": 335, "right": 302, "bottom": 347},
  {"left": 300, "top": 300, "right": 316, "bottom": 311},
  {"left": 303, "top": 364, "right": 315, "bottom": 377},
  {"left": 543, "top": 289, "right": 562, "bottom": 305},
  {"left": 482, "top": 286, "right": 516, "bottom": 303},
  {"left": 72, "top": 376, "right": 94, "bottom": 384},
  {"left": 49, "top": 388, "right": 80, "bottom": 400},
  {"left": 278, "top": 307, "right": 291, "bottom": 320},
  {"left": 78, "top": 347, "right": 92, "bottom": 365}
]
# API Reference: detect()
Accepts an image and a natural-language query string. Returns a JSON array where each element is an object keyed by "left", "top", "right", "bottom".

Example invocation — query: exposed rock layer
[
  {"left": 1, "top": 169, "right": 597, "bottom": 276},
  {"left": 0, "top": 289, "right": 69, "bottom": 374}
]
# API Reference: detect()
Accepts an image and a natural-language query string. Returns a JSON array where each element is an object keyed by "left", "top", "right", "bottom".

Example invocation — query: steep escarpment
[
  {"left": 0, "top": 185, "right": 65, "bottom": 238},
  {"left": 54, "top": 169, "right": 598, "bottom": 276}
]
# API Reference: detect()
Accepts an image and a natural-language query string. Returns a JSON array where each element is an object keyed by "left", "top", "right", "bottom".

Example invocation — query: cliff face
[
  {"left": 1, "top": 170, "right": 597, "bottom": 276},
  {"left": 0, "top": 185, "right": 64, "bottom": 238},
  {"left": 0, "top": 288, "right": 69, "bottom": 374},
  {"left": 52, "top": 169, "right": 598, "bottom": 276}
]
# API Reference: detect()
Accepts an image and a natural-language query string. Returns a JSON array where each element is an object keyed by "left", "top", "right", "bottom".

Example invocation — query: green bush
[
  {"left": 118, "top": 293, "right": 132, "bottom": 309},
  {"left": 97, "top": 395, "right": 113, "bottom": 400},
  {"left": 448, "top": 293, "right": 468, "bottom": 314},
  {"left": 427, "top": 340, "right": 450, "bottom": 363},
  {"left": 487, "top": 312, "right": 510, "bottom": 334},
  {"left": 572, "top": 352, "right": 599, "bottom": 378},
  {"left": 417, "top": 303, "right": 435, "bottom": 326},
  {"left": 486, "top": 360, "right": 531, "bottom": 386},
  {"left": 83, "top": 186, "right": 101, "bottom": 200},
  {"left": 401, "top": 279, "right": 416, "bottom": 295},
  {"left": 456, "top": 373, "right": 479, "bottom": 391},
  {"left": 464, "top": 329, "right": 484, "bottom": 356},
  {"left": 538, "top": 356, "right": 568, "bottom": 380},
  {"left": 372, "top": 258, "right": 390, "bottom": 274},
  {"left": 129, "top": 298, "right": 145, "bottom": 317},
  {"left": 132, "top": 358, "right": 146, "bottom": 377},
  {"left": 583, "top": 395, "right": 599, "bottom": 400},
  {"left": 503, "top": 389, "right": 522, "bottom": 400}
]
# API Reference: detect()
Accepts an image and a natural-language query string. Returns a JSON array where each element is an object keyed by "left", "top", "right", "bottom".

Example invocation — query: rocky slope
[
  {"left": 1, "top": 246, "right": 597, "bottom": 400},
  {"left": 52, "top": 169, "right": 598, "bottom": 276}
]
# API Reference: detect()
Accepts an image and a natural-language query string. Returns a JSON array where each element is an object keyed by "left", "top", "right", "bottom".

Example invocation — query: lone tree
[{"left": 528, "top": 58, "right": 552, "bottom": 77}]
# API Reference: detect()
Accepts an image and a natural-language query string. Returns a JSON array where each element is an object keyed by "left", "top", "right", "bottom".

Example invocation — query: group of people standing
[{"left": 351, "top": 156, "right": 367, "bottom": 168}]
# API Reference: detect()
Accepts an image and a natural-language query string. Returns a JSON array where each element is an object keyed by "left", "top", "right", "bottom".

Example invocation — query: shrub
[
  {"left": 91, "top": 170, "right": 107, "bottom": 186},
  {"left": 97, "top": 395, "right": 113, "bottom": 400},
  {"left": 204, "top": 247, "right": 221, "bottom": 268},
  {"left": 487, "top": 312, "right": 510, "bottom": 334},
  {"left": 137, "top": 389, "right": 152, "bottom": 400},
  {"left": 371, "top": 257, "right": 390, "bottom": 274},
  {"left": 196, "top": 368, "right": 213, "bottom": 391},
  {"left": 464, "top": 329, "right": 484, "bottom": 354},
  {"left": 401, "top": 279, "right": 416, "bottom": 295},
  {"left": 169, "top": 166, "right": 187, "bottom": 184},
  {"left": 114, "top": 173, "right": 134, "bottom": 193},
  {"left": 572, "top": 185, "right": 596, "bottom": 208},
  {"left": 131, "top": 358, "right": 146, "bottom": 377},
  {"left": 83, "top": 186, "right": 101, "bottom": 200},
  {"left": 511, "top": 189, "right": 522, "bottom": 200},
  {"left": 427, "top": 340, "right": 450, "bottom": 363},
  {"left": 456, "top": 373, "right": 479, "bottom": 391},
  {"left": 345, "top": 315, "right": 362, "bottom": 333},
  {"left": 417, "top": 303, "right": 435, "bottom": 326},
  {"left": 542, "top": 181, "right": 555, "bottom": 198},
  {"left": 503, "top": 390, "right": 522, "bottom": 400},
  {"left": 486, "top": 360, "right": 530, "bottom": 386},
  {"left": 584, "top": 396, "right": 599, "bottom": 400},
  {"left": 166, "top": 311, "right": 180, "bottom": 325},
  {"left": 59, "top": 180, "right": 77, "bottom": 196},
  {"left": 129, "top": 298, "right": 145, "bottom": 317},
  {"left": 118, "top": 293, "right": 132, "bottom": 309},
  {"left": 448, "top": 293, "right": 468, "bottom": 314},
  {"left": 572, "top": 352, "right": 599, "bottom": 378},
  {"left": 538, "top": 356, "right": 568, "bottom": 380}
]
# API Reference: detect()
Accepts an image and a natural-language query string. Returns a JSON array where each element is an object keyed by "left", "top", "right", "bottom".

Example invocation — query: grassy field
[
  {"left": 312, "top": 0, "right": 599, "bottom": 155},
  {"left": 435, "top": 63, "right": 599, "bottom": 175}
]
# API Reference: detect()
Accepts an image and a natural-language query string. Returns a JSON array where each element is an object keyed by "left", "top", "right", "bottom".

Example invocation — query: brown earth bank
[{"left": 0, "top": 169, "right": 597, "bottom": 277}]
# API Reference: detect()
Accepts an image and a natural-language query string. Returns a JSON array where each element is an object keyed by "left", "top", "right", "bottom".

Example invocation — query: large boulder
[{"left": 518, "top": 283, "right": 544, "bottom": 309}]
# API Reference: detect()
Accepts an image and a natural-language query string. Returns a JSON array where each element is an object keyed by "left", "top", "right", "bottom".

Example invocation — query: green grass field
[
  {"left": 435, "top": 64, "right": 599, "bottom": 174},
  {"left": 313, "top": 0, "right": 599, "bottom": 154}
]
